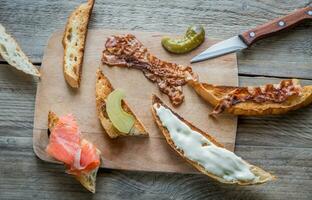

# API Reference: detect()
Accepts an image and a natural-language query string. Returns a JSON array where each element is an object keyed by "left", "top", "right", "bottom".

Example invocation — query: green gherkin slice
[
  {"left": 161, "top": 25, "right": 205, "bottom": 54},
  {"left": 106, "top": 89, "right": 135, "bottom": 133}
]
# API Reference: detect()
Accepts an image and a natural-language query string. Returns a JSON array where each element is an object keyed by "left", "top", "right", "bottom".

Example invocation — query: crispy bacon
[
  {"left": 212, "top": 79, "right": 302, "bottom": 114},
  {"left": 102, "top": 34, "right": 198, "bottom": 106}
]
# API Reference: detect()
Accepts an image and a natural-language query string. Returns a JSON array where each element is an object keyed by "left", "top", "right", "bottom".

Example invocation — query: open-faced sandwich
[
  {"left": 46, "top": 111, "right": 101, "bottom": 193},
  {"left": 189, "top": 79, "right": 312, "bottom": 116},
  {"left": 62, "top": 0, "right": 95, "bottom": 88},
  {"left": 95, "top": 69, "right": 148, "bottom": 138},
  {"left": 151, "top": 95, "right": 275, "bottom": 185}
]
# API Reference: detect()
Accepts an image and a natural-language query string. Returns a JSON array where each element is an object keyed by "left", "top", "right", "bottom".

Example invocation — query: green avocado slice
[{"left": 106, "top": 89, "right": 135, "bottom": 133}]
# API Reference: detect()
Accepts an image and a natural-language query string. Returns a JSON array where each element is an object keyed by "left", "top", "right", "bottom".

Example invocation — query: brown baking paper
[{"left": 33, "top": 30, "right": 238, "bottom": 173}]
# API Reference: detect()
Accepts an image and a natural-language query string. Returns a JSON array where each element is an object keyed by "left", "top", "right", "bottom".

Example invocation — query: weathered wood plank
[
  {"left": 0, "top": 146, "right": 311, "bottom": 200},
  {"left": 1, "top": 63, "right": 312, "bottom": 199},
  {"left": 1, "top": 0, "right": 312, "bottom": 198},
  {"left": 0, "top": 0, "right": 312, "bottom": 78},
  {"left": 0, "top": 64, "right": 37, "bottom": 137}
]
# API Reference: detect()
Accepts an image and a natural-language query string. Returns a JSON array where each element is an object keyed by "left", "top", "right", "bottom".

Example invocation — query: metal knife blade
[{"left": 191, "top": 36, "right": 247, "bottom": 63}]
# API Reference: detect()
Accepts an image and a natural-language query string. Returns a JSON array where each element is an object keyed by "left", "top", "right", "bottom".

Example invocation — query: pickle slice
[
  {"left": 161, "top": 25, "right": 205, "bottom": 54},
  {"left": 106, "top": 89, "right": 135, "bottom": 133}
]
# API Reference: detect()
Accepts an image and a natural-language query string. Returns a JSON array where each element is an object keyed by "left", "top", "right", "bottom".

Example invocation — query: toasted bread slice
[
  {"left": 0, "top": 24, "right": 40, "bottom": 77},
  {"left": 151, "top": 95, "right": 275, "bottom": 185},
  {"left": 75, "top": 165, "right": 99, "bottom": 193},
  {"left": 62, "top": 0, "right": 94, "bottom": 88},
  {"left": 47, "top": 111, "right": 100, "bottom": 193},
  {"left": 95, "top": 69, "right": 148, "bottom": 138},
  {"left": 48, "top": 111, "right": 60, "bottom": 131},
  {"left": 189, "top": 80, "right": 312, "bottom": 116}
]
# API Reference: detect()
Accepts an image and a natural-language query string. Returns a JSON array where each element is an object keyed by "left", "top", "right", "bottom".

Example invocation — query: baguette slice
[
  {"left": 47, "top": 111, "right": 100, "bottom": 193},
  {"left": 0, "top": 23, "right": 40, "bottom": 77},
  {"left": 189, "top": 79, "right": 312, "bottom": 116},
  {"left": 95, "top": 69, "right": 148, "bottom": 138},
  {"left": 62, "top": 0, "right": 94, "bottom": 88},
  {"left": 151, "top": 95, "right": 275, "bottom": 185}
]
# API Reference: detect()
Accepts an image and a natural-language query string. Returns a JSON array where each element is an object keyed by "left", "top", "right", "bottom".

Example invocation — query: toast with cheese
[
  {"left": 0, "top": 23, "right": 40, "bottom": 77},
  {"left": 151, "top": 95, "right": 275, "bottom": 185},
  {"left": 189, "top": 79, "right": 312, "bottom": 116},
  {"left": 95, "top": 69, "right": 148, "bottom": 138},
  {"left": 62, "top": 0, "right": 94, "bottom": 88}
]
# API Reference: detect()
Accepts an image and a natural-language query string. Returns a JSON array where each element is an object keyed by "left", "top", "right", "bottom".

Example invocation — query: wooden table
[{"left": 0, "top": 0, "right": 311, "bottom": 199}]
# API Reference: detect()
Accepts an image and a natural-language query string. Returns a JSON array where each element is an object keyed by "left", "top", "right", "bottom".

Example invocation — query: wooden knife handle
[{"left": 239, "top": 6, "right": 312, "bottom": 46}]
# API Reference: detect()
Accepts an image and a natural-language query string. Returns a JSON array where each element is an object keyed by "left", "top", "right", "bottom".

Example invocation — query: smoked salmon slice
[{"left": 46, "top": 111, "right": 101, "bottom": 193}]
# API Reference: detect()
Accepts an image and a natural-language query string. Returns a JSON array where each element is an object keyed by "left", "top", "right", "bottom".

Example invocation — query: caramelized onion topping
[
  {"left": 102, "top": 34, "right": 198, "bottom": 106},
  {"left": 213, "top": 79, "right": 302, "bottom": 114}
]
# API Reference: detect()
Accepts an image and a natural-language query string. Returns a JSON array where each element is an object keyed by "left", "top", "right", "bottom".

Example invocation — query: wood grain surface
[
  {"left": 0, "top": 0, "right": 312, "bottom": 78},
  {"left": 0, "top": 0, "right": 312, "bottom": 199}
]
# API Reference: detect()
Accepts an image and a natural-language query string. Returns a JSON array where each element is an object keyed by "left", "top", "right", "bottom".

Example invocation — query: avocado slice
[{"left": 106, "top": 89, "right": 135, "bottom": 133}]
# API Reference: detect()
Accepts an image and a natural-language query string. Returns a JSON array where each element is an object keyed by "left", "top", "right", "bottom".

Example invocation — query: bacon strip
[
  {"left": 102, "top": 34, "right": 198, "bottom": 106},
  {"left": 213, "top": 79, "right": 302, "bottom": 114}
]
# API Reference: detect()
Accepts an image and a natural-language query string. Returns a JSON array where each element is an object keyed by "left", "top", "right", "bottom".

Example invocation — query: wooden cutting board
[{"left": 33, "top": 29, "right": 238, "bottom": 173}]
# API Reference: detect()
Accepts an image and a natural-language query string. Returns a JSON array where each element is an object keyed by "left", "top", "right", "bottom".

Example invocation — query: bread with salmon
[
  {"left": 95, "top": 69, "right": 148, "bottom": 138},
  {"left": 151, "top": 95, "right": 275, "bottom": 185},
  {"left": 62, "top": 0, "right": 94, "bottom": 88},
  {"left": 189, "top": 79, "right": 312, "bottom": 116},
  {"left": 47, "top": 111, "right": 100, "bottom": 193}
]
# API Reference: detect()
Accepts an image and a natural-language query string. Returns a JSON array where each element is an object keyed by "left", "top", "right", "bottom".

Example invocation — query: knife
[{"left": 191, "top": 6, "right": 312, "bottom": 63}]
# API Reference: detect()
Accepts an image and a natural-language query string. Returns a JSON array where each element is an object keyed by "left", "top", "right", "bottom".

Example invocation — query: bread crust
[
  {"left": 48, "top": 111, "right": 59, "bottom": 131},
  {"left": 95, "top": 69, "right": 148, "bottom": 138},
  {"left": 0, "top": 23, "right": 40, "bottom": 77},
  {"left": 151, "top": 95, "right": 275, "bottom": 185},
  {"left": 62, "top": 0, "right": 95, "bottom": 88},
  {"left": 189, "top": 80, "right": 312, "bottom": 116}
]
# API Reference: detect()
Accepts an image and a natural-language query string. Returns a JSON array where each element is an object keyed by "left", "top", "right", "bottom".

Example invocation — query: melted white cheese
[{"left": 155, "top": 104, "right": 257, "bottom": 182}]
